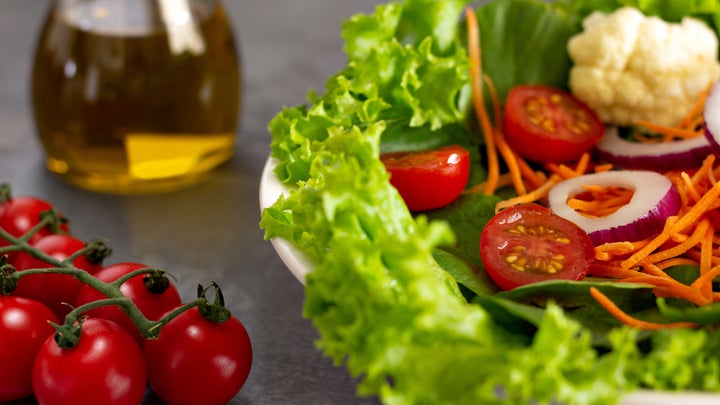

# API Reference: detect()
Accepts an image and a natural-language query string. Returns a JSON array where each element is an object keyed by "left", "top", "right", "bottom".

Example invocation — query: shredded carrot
[
  {"left": 464, "top": 172, "right": 515, "bottom": 194},
  {"left": 546, "top": 162, "right": 578, "bottom": 179},
  {"left": 465, "top": 8, "right": 498, "bottom": 195},
  {"left": 621, "top": 216, "right": 678, "bottom": 269},
  {"left": 692, "top": 264, "right": 720, "bottom": 291},
  {"left": 545, "top": 153, "right": 592, "bottom": 179},
  {"left": 593, "top": 163, "right": 614, "bottom": 173},
  {"left": 677, "top": 83, "right": 713, "bottom": 129},
  {"left": 516, "top": 158, "right": 547, "bottom": 190},
  {"left": 680, "top": 171, "right": 703, "bottom": 202},
  {"left": 466, "top": 12, "right": 545, "bottom": 198},
  {"left": 594, "top": 241, "right": 645, "bottom": 261},
  {"left": 482, "top": 74, "right": 535, "bottom": 196},
  {"left": 632, "top": 83, "right": 711, "bottom": 141},
  {"left": 494, "top": 130, "right": 527, "bottom": 195},
  {"left": 590, "top": 262, "right": 650, "bottom": 279},
  {"left": 632, "top": 121, "right": 701, "bottom": 140},
  {"left": 574, "top": 152, "right": 592, "bottom": 175},
  {"left": 699, "top": 225, "right": 715, "bottom": 300},
  {"left": 652, "top": 257, "right": 699, "bottom": 270},
  {"left": 641, "top": 219, "right": 711, "bottom": 265},
  {"left": 568, "top": 186, "right": 633, "bottom": 218},
  {"left": 589, "top": 287, "right": 698, "bottom": 330},
  {"left": 691, "top": 154, "right": 716, "bottom": 184},
  {"left": 483, "top": 74, "right": 503, "bottom": 132},
  {"left": 494, "top": 175, "right": 561, "bottom": 212},
  {"left": 672, "top": 180, "right": 720, "bottom": 234}
]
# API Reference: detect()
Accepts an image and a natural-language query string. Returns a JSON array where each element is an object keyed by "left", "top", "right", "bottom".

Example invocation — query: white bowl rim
[{"left": 259, "top": 157, "right": 311, "bottom": 284}]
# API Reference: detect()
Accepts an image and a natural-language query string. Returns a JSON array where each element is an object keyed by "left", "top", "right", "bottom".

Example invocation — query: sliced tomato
[
  {"left": 380, "top": 145, "right": 470, "bottom": 212},
  {"left": 504, "top": 84, "right": 604, "bottom": 164},
  {"left": 479, "top": 204, "right": 594, "bottom": 290}
]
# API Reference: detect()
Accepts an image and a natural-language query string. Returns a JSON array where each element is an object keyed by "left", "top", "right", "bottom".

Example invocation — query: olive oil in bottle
[{"left": 31, "top": 0, "right": 241, "bottom": 194}]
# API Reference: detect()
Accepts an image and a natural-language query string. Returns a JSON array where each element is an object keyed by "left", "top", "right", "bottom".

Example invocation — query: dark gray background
[{"left": 0, "top": 1, "right": 385, "bottom": 404}]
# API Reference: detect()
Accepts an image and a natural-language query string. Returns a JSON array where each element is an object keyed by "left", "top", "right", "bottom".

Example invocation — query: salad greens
[
  {"left": 560, "top": 0, "right": 720, "bottom": 30},
  {"left": 261, "top": 0, "right": 720, "bottom": 403}
]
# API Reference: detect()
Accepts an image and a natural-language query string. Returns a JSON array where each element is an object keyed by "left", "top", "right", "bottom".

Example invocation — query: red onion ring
[
  {"left": 547, "top": 171, "right": 681, "bottom": 245},
  {"left": 596, "top": 127, "right": 713, "bottom": 171},
  {"left": 704, "top": 79, "right": 720, "bottom": 153}
]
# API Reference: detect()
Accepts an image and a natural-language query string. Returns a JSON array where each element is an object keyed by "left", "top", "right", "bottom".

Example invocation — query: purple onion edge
[
  {"left": 595, "top": 143, "right": 714, "bottom": 172},
  {"left": 587, "top": 184, "right": 682, "bottom": 246},
  {"left": 704, "top": 122, "right": 720, "bottom": 154}
]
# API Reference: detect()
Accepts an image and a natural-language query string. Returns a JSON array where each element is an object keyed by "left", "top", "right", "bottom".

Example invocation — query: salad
[{"left": 260, "top": 0, "right": 720, "bottom": 404}]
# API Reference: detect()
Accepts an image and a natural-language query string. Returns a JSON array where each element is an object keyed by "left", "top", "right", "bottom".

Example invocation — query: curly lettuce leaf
[
  {"left": 267, "top": 0, "right": 474, "bottom": 187},
  {"left": 636, "top": 328, "right": 720, "bottom": 391}
]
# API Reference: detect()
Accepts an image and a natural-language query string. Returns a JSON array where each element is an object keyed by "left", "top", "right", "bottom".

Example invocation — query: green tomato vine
[{"left": 0, "top": 207, "right": 230, "bottom": 348}]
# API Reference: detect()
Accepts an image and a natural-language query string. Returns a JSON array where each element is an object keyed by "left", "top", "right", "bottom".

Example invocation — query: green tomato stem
[
  {"left": 144, "top": 298, "right": 205, "bottom": 339},
  {"left": 0, "top": 220, "right": 190, "bottom": 340},
  {"left": 0, "top": 245, "right": 22, "bottom": 254},
  {"left": 0, "top": 192, "right": 230, "bottom": 343},
  {"left": 11, "top": 266, "right": 177, "bottom": 339}
]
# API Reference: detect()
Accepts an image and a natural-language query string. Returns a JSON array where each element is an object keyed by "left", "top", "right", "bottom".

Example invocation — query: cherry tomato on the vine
[
  {"left": 32, "top": 318, "right": 147, "bottom": 405},
  {"left": 12, "top": 234, "right": 104, "bottom": 320},
  {"left": 380, "top": 144, "right": 470, "bottom": 211},
  {"left": 144, "top": 306, "right": 253, "bottom": 405},
  {"left": 0, "top": 296, "right": 58, "bottom": 402},
  {"left": 479, "top": 204, "right": 594, "bottom": 290},
  {"left": 0, "top": 190, "right": 69, "bottom": 261},
  {"left": 504, "top": 84, "right": 604, "bottom": 164},
  {"left": 74, "top": 262, "right": 182, "bottom": 343}
]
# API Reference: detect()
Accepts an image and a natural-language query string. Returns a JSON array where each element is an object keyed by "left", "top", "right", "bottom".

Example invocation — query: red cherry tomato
[
  {"left": 32, "top": 318, "right": 147, "bottom": 405},
  {"left": 74, "top": 262, "right": 182, "bottom": 343},
  {"left": 0, "top": 194, "right": 69, "bottom": 260},
  {"left": 144, "top": 306, "right": 253, "bottom": 405},
  {"left": 12, "top": 234, "right": 103, "bottom": 320},
  {"left": 479, "top": 204, "right": 594, "bottom": 290},
  {"left": 504, "top": 84, "right": 604, "bottom": 164},
  {"left": 380, "top": 145, "right": 470, "bottom": 211},
  {"left": 0, "top": 296, "right": 58, "bottom": 402}
]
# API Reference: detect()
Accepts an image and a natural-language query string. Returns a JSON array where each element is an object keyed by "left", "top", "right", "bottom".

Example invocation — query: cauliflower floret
[{"left": 567, "top": 7, "right": 720, "bottom": 127}]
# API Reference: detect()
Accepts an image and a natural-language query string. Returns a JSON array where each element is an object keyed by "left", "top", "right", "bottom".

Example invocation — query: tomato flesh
[
  {"left": 504, "top": 85, "right": 604, "bottom": 164},
  {"left": 480, "top": 204, "right": 594, "bottom": 290},
  {"left": 381, "top": 145, "right": 470, "bottom": 211}
]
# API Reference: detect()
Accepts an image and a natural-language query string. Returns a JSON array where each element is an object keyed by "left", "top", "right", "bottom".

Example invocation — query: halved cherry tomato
[
  {"left": 479, "top": 204, "right": 594, "bottom": 290},
  {"left": 380, "top": 145, "right": 470, "bottom": 211},
  {"left": 504, "top": 84, "right": 604, "bottom": 164}
]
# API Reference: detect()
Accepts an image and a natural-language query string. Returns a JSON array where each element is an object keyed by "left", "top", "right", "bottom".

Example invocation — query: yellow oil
[{"left": 31, "top": 0, "right": 241, "bottom": 194}]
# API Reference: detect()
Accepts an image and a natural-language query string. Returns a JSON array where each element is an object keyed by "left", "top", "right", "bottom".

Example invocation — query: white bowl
[
  {"left": 259, "top": 157, "right": 311, "bottom": 284},
  {"left": 259, "top": 156, "right": 720, "bottom": 405}
]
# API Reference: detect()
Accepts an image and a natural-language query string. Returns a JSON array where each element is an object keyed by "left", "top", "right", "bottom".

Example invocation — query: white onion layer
[
  {"left": 596, "top": 127, "right": 713, "bottom": 171},
  {"left": 704, "top": 79, "right": 720, "bottom": 153},
  {"left": 547, "top": 170, "right": 681, "bottom": 245}
]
